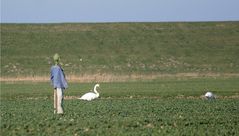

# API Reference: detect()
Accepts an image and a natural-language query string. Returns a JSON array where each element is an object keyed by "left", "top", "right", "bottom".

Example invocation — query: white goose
[
  {"left": 205, "top": 91, "right": 215, "bottom": 100},
  {"left": 78, "top": 84, "right": 100, "bottom": 101}
]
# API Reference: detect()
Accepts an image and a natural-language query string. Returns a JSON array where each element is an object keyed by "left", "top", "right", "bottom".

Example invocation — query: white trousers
[{"left": 54, "top": 88, "right": 64, "bottom": 114}]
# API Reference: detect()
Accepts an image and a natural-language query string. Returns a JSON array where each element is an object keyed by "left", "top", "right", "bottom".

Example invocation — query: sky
[{"left": 1, "top": 0, "right": 239, "bottom": 23}]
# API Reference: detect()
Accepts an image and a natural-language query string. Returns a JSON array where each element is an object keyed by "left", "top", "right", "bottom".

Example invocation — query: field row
[
  {"left": 1, "top": 98, "right": 239, "bottom": 135},
  {"left": 1, "top": 77, "right": 238, "bottom": 135},
  {"left": 1, "top": 77, "right": 239, "bottom": 100}
]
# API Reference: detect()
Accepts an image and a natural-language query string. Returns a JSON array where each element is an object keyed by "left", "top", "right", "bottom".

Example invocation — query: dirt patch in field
[
  {"left": 26, "top": 97, "right": 48, "bottom": 100},
  {"left": 22, "top": 95, "right": 239, "bottom": 100},
  {"left": 1, "top": 73, "right": 239, "bottom": 82},
  {"left": 64, "top": 95, "right": 239, "bottom": 100},
  {"left": 64, "top": 96, "right": 79, "bottom": 100}
]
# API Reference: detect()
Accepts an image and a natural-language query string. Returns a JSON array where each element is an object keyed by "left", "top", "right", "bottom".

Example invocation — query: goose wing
[{"left": 79, "top": 92, "right": 96, "bottom": 101}]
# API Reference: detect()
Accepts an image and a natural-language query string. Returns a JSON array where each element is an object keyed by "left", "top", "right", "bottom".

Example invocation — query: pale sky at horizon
[{"left": 1, "top": 0, "right": 239, "bottom": 23}]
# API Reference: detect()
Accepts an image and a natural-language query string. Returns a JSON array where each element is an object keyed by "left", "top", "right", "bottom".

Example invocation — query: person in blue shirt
[{"left": 50, "top": 53, "right": 68, "bottom": 114}]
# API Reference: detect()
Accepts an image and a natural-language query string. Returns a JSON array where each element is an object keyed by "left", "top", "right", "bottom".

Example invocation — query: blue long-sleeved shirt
[{"left": 50, "top": 65, "right": 68, "bottom": 89}]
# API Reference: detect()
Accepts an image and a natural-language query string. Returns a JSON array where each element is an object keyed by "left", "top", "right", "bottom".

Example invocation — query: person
[{"left": 50, "top": 53, "right": 68, "bottom": 114}]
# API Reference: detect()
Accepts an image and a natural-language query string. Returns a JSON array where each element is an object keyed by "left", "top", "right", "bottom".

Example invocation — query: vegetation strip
[{"left": 1, "top": 73, "right": 239, "bottom": 82}]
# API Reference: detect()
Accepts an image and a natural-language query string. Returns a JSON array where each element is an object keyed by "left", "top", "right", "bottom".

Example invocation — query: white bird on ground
[
  {"left": 205, "top": 91, "right": 215, "bottom": 100},
  {"left": 78, "top": 84, "right": 100, "bottom": 101}
]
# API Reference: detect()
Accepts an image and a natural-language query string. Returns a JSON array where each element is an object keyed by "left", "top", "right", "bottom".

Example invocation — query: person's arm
[
  {"left": 50, "top": 67, "right": 54, "bottom": 84},
  {"left": 59, "top": 66, "right": 68, "bottom": 89},
  {"left": 51, "top": 66, "right": 61, "bottom": 88}
]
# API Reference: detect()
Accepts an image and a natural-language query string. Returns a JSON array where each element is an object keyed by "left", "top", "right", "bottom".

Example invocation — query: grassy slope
[{"left": 1, "top": 22, "right": 239, "bottom": 77}]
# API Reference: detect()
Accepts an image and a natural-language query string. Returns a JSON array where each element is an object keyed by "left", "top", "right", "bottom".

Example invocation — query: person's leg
[
  {"left": 56, "top": 88, "right": 64, "bottom": 114},
  {"left": 54, "top": 89, "right": 57, "bottom": 114},
  {"left": 61, "top": 89, "right": 64, "bottom": 112}
]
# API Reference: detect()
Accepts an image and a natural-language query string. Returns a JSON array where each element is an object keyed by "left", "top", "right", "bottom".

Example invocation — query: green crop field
[
  {"left": 1, "top": 22, "right": 239, "bottom": 135},
  {"left": 1, "top": 78, "right": 239, "bottom": 135}
]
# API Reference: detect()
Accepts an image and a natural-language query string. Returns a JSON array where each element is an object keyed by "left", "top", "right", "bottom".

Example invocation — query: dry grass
[{"left": 1, "top": 73, "right": 239, "bottom": 82}]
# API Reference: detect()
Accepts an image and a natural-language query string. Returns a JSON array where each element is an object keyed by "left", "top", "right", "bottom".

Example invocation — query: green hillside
[{"left": 1, "top": 22, "right": 239, "bottom": 77}]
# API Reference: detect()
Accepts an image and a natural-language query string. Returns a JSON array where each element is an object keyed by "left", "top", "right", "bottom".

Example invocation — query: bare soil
[{"left": 1, "top": 73, "right": 239, "bottom": 82}]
